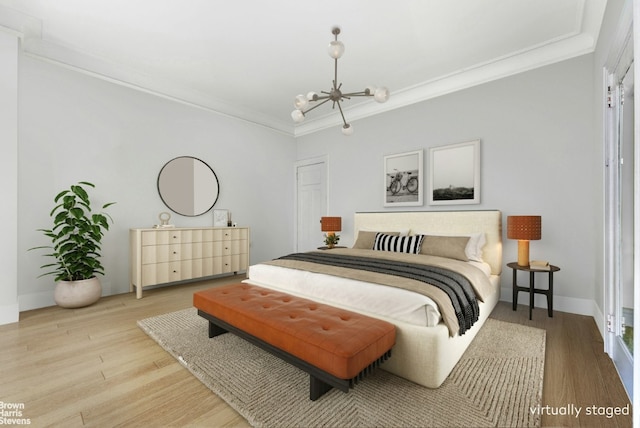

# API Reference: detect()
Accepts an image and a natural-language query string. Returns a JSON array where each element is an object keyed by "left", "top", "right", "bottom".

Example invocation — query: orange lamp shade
[
  {"left": 507, "top": 216, "right": 541, "bottom": 240},
  {"left": 320, "top": 217, "right": 342, "bottom": 233},
  {"left": 507, "top": 216, "right": 541, "bottom": 266}
]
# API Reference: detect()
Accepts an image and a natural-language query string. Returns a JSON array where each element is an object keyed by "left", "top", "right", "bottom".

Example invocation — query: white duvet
[{"left": 245, "top": 260, "right": 492, "bottom": 327}]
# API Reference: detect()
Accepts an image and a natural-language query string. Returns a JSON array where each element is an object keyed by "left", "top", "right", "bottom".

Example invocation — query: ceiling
[{"left": 0, "top": 0, "right": 606, "bottom": 137}]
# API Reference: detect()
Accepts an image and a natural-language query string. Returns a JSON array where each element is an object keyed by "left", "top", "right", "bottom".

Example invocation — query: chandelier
[{"left": 291, "top": 27, "right": 390, "bottom": 136}]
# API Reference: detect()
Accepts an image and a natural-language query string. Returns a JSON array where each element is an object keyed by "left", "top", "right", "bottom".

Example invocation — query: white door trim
[{"left": 293, "top": 155, "right": 328, "bottom": 252}]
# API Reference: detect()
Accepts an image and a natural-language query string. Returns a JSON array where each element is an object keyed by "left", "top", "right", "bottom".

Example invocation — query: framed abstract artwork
[
  {"left": 428, "top": 140, "right": 480, "bottom": 205},
  {"left": 383, "top": 150, "right": 423, "bottom": 207}
]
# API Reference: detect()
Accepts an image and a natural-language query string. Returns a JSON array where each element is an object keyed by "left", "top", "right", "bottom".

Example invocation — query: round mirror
[{"left": 157, "top": 156, "right": 220, "bottom": 216}]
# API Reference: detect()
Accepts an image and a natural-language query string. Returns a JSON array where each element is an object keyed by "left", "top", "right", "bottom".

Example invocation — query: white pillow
[{"left": 414, "top": 231, "right": 486, "bottom": 262}]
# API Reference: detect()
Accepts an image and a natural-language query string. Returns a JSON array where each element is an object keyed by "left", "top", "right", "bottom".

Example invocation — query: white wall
[
  {"left": 17, "top": 56, "right": 296, "bottom": 310},
  {"left": 0, "top": 31, "right": 18, "bottom": 323},
  {"left": 296, "top": 54, "right": 599, "bottom": 318}
]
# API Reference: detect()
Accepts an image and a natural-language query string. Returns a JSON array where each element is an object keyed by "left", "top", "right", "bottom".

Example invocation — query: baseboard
[
  {"left": 0, "top": 302, "right": 19, "bottom": 325},
  {"left": 18, "top": 290, "right": 55, "bottom": 312},
  {"left": 18, "top": 281, "right": 116, "bottom": 312},
  {"left": 500, "top": 286, "right": 603, "bottom": 334},
  {"left": 592, "top": 303, "right": 606, "bottom": 339}
]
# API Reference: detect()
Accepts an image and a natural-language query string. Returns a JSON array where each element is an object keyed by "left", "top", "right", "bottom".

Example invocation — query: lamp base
[{"left": 517, "top": 240, "right": 530, "bottom": 267}]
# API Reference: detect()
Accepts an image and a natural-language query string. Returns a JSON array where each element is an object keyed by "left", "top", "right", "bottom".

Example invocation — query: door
[
  {"left": 609, "top": 64, "right": 635, "bottom": 399},
  {"left": 295, "top": 158, "right": 327, "bottom": 252},
  {"left": 604, "top": 11, "right": 635, "bottom": 401}
]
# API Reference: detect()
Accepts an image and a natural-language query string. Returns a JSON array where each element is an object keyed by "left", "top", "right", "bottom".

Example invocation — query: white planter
[{"left": 54, "top": 277, "right": 102, "bottom": 308}]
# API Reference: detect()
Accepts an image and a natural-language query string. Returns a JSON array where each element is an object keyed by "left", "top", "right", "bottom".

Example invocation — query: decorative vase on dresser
[{"left": 129, "top": 227, "right": 249, "bottom": 298}]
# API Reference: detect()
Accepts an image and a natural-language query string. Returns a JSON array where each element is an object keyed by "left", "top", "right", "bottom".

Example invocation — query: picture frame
[
  {"left": 213, "top": 209, "right": 229, "bottom": 227},
  {"left": 428, "top": 139, "right": 481, "bottom": 205},
  {"left": 383, "top": 150, "right": 423, "bottom": 207}
]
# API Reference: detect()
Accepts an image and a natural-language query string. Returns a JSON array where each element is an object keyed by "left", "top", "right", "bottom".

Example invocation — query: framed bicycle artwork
[
  {"left": 383, "top": 149, "right": 423, "bottom": 207},
  {"left": 428, "top": 139, "right": 480, "bottom": 205}
]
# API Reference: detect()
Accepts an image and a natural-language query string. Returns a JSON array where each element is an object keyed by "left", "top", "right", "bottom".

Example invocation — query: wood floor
[{"left": 0, "top": 276, "right": 632, "bottom": 427}]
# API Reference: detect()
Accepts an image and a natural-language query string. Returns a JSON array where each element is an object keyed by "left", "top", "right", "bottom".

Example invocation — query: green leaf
[
  {"left": 71, "top": 185, "right": 90, "bottom": 206},
  {"left": 53, "top": 190, "right": 69, "bottom": 203},
  {"left": 70, "top": 207, "right": 85, "bottom": 219}
]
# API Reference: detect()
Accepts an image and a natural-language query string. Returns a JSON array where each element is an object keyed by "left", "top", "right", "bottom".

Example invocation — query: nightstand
[
  {"left": 508, "top": 262, "right": 560, "bottom": 320},
  {"left": 317, "top": 246, "right": 346, "bottom": 250}
]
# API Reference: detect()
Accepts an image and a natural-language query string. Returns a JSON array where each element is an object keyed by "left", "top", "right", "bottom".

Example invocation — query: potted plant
[
  {"left": 30, "top": 181, "right": 115, "bottom": 308},
  {"left": 324, "top": 233, "right": 340, "bottom": 249}
]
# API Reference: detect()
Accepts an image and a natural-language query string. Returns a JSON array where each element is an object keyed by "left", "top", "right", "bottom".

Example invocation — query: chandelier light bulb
[
  {"left": 306, "top": 91, "right": 318, "bottom": 101},
  {"left": 341, "top": 124, "right": 354, "bottom": 136},
  {"left": 373, "top": 87, "right": 390, "bottom": 103},
  {"left": 328, "top": 40, "right": 345, "bottom": 59},
  {"left": 291, "top": 109, "right": 305, "bottom": 123},
  {"left": 294, "top": 94, "right": 309, "bottom": 110}
]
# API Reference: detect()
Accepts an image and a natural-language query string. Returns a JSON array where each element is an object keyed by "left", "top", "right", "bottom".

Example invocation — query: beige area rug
[{"left": 138, "top": 308, "right": 545, "bottom": 427}]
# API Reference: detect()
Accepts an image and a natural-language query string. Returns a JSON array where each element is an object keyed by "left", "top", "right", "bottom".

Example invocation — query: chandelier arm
[
  {"left": 341, "top": 91, "right": 372, "bottom": 97},
  {"left": 301, "top": 98, "right": 332, "bottom": 115},
  {"left": 336, "top": 100, "right": 349, "bottom": 127}
]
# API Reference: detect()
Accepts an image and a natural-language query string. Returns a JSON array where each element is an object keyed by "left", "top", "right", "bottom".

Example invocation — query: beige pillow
[
  {"left": 353, "top": 231, "right": 400, "bottom": 249},
  {"left": 420, "top": 235, "right": 470, "bottom": 261},
  {"left": 415, "top": 231, "right": 486, "bottom": 262}
]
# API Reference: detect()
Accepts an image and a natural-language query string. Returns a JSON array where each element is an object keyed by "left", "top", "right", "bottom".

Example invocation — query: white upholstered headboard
[{"left": 354, "top": 210, "right": 503, "bottom": 275}]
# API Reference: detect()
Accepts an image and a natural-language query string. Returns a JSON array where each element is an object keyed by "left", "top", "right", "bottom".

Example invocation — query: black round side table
[{"left": 508, "top": 262, "right": 560, "bottom": 320}]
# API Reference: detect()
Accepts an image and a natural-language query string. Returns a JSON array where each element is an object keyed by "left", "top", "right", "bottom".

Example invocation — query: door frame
[
  {"left": 293, "top": 155, "right": 328, "bottom": 252},
  {"left": 603, "top": 0, "right": 639, "bottom": 418}
]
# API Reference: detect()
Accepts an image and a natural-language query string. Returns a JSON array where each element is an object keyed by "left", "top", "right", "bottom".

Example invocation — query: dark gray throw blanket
[{"left": 276, "top": 252, "right": 479, "bottom": 335}]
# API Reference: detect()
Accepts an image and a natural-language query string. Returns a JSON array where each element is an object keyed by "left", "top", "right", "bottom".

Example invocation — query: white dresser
[{"left": 130, "top": 227, "right": 249, "bottom": 298}]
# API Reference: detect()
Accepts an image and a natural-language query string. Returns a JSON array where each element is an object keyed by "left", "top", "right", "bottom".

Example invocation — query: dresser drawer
[{"left": 141, "top": 230, "right": 183, "bottom": 245}]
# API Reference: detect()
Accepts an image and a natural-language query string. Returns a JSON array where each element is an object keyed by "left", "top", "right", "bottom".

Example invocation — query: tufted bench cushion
[{"left": 193, "top": 283, "right": 396, "bottom": 399}]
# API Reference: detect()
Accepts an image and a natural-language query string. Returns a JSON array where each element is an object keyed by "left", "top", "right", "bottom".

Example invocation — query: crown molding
[
  {"left": 22, "top": 36, "right": 295, "bottom": 136},
  {"left": 0, "top": 5, "right": 41, "bottom": 39}
]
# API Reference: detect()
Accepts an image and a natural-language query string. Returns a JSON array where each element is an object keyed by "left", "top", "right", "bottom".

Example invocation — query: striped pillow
[{"left": 373, "top": 233, "right": 425, "bottom": 255}]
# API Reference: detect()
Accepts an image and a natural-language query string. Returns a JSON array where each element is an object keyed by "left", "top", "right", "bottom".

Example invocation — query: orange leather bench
[{"left": 193, "top": 283, "right": 396, "bottom": 400}]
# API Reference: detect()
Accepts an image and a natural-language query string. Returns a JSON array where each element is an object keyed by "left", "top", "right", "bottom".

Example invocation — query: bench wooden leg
[
  {"left": 208, "top": 320, "right": 227, "bottom": 338},
  {"left": 310, "top": 375, "right": 333, "bottom": 401}
]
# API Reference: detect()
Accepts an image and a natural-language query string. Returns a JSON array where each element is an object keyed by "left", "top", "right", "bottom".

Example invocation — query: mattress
[{"left": 246, "top": 259, "right": 496, "bottom": 327}]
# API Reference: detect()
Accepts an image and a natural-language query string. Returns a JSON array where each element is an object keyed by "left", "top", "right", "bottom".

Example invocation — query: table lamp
[
  {"left": 320, "top": 216, "right": 342, "bottom": 248},
  {"left": 507, "top": 215, "right": 541, "bottom": 267}
]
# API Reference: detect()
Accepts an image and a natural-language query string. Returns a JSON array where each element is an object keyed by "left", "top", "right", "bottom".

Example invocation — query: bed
[{"left": 244, "top": 210, "right": 502, "bottom": 388}]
